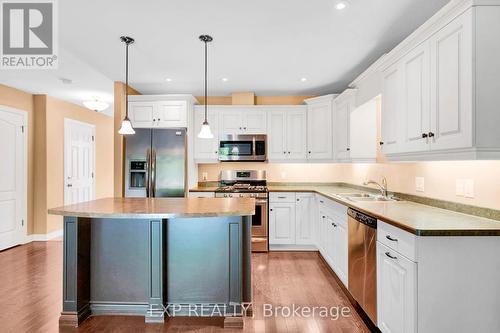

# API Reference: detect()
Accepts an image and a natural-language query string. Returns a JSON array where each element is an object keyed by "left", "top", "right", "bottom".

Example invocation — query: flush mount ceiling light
[
  {"left": 197, "top": 34, "right": 214, "bottom": 139},
  {"left": 335, "top": 0, "right": 349, "bottom": 10},
  {"left": 165, "top": 78, "right": 173, "bottom": 82},
  {"left": 83, "top": 99, "right": 109, "bottom": 112},
  {"left": 221, "top": 78, "right": 228, "bottom": 82},
  {"left": 118, "top": 36, "right": 136, "bottom": 135},
  {"left": 301, "top": 77, "right": 308, "bottom": 82}
]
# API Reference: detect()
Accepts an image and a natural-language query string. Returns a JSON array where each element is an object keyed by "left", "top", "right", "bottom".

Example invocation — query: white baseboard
[
  {"left": 269, "top": 244, "right": 318, "bottom": 251},
  {"left": 29, "top": 229, "right": 63, "bottom": 242}
]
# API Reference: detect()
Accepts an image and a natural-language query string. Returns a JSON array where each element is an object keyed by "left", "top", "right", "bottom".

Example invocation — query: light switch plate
[
  {"left": 464, "top": 179, "right": 475, "bottom": 198},
  {"left": 415, "top": 177, "right": 425, "bottom": 192},
  {"left": 456, "top": 179, "right": 465, "bottom": 196}
]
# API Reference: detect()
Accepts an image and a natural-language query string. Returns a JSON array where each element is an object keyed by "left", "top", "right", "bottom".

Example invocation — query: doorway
[
  {"left": 0, "top": 106, "right": 27, "bottom": 251},
  {"left": 64, "top": 119, "right": 96, "bottom": 205}
]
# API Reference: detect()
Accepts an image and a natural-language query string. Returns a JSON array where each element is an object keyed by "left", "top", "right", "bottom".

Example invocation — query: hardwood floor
[{"left": 0, "top": 242, "right": 370, "bottom": 333}]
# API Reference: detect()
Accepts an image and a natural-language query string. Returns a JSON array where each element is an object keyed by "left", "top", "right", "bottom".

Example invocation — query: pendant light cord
[
  {"left": 204, "top": 39, "right": 208, "bottom": 122},
  {"left": 126, "top": 41, "right": 129, "bottom": 118}
]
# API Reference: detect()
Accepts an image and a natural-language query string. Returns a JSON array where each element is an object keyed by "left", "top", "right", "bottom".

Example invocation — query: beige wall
[
  {"left": 198, "top": 161, "right": 500, "bottom": 210},
  {"left": 44, "top": 96, "right": 114, "bottom": 233},
  {"left": 0, "top": 84, "right": 35, "bottom": 234}
]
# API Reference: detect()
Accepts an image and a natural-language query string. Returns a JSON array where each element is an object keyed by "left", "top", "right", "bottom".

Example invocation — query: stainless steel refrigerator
[{"left": 125, "top": 128, "right": 186, "bottom": 198}]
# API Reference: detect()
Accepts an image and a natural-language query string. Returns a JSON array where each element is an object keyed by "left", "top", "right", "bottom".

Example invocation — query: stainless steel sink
[{"left": 335, "top": 193, "right": 401, "bottom": 202}]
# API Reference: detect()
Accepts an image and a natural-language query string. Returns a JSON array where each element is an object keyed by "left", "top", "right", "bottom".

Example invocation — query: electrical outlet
[
  {"left": 456, "top": 179, "right": 465, "bottom": 196},
  {"left": 464, "top": 179, "right": 475, "bottom": 198},
  {"left": 202, "top": 172, "right": 208, "bottom": 181},
  {"left": 415, "top": 177, "right": 425, "bottom": 192}
]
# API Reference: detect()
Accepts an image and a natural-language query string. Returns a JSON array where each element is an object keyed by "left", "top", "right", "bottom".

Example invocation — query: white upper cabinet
[
  {"left": 381, "top": 62, "right": 401, "bottom": 155},
  {"left": 333, "top": 89, "right": 356, "bottom": 162},
  {"left": 304, "top": 95, "right": 335, "bottom": 160},
  {"left": 373, "top": 6, "right": 500, "bottom": 160},
  {"left": 400, "top": 42, "right": 431, "bottom": 153},
  {"left": 267, "top": 107, "right": 307, "bottom": 162},
  {"left": 349, "top": 97, "right": 378, "bottom": 162},
  {"left": 429, "top": 11, "right": 473, "bottom": 151},
  {"left": 220, "top": 108, "right": 267, "bottom": 134},
  {"left": 128, "top": 95, "right": 194, "bottom": 129},
  {"left": 193, "top": 106, "right": 219, "bottom": 162}
]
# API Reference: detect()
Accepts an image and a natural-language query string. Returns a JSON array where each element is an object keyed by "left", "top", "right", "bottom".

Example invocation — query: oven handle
[{"left": 255, "top": 199, "right": 268, "bottom": 205}]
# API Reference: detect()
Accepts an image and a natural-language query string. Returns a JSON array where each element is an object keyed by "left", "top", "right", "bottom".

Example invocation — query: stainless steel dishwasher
[{"left": 347, "top": 207, "right": 377, "bottom": 325}]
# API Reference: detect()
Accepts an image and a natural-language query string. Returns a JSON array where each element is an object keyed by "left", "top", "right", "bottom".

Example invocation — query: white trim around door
[
  {"left": 0, "top": 105, "right": 28, "bottom": 250},
  {"left": 64, "top": 118, "right": 96, "bottom": 206}
]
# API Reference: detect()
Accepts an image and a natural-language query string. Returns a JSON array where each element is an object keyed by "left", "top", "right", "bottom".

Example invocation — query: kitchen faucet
[{"left": 363, "top": 177, "right": 388, "bottom": 198}]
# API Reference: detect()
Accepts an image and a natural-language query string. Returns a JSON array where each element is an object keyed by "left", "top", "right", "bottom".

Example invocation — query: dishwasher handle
[{"left": 347, "top": 208, "right": 377, "bottom": 228}]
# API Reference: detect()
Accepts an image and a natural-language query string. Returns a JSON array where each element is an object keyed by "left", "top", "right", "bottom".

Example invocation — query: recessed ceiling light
[
  {"left": 165, "top": 78, "right": 173, "bottom": 82},
  {"left": 301, "top": 77, "right": 307, "bottom": 82},
  {"left": 335, "top": 1, "right": 349, "bottom": 10},
  {"left": 221, "top": 78, "right": 228, "bottom": 82}
]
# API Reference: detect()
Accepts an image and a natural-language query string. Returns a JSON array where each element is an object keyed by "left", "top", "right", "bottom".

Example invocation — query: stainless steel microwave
[{"left": 218, "top": 134, "right": 267, "bottom": 162}]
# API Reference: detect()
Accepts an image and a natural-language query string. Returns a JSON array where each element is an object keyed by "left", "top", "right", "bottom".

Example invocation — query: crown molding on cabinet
[
  {"left": 128, "top": 94, "right": 198, "bottom": 104},
  {"left": 303, "top": 94, "right": 338, "bottom": 105}
]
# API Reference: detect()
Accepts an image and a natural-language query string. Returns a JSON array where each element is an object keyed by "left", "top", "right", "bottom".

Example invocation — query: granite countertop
[
  {"left": 189, "top": 186, "right": 218, "bottom": 192},
  {"left": 268, "top": 185, "right": 500, "bottom": 236},
  {"left": 48, "top": 197, "right": 255, "bottom": 219}
]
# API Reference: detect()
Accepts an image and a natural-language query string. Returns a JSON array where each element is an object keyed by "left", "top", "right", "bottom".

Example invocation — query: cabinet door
[
  {"left": 295, "top": 194, "right": 313, "bottom": 245},
  {"left": 286, "top": 109, "right": 307, "bottom": 160},
  {"left": 156, "top": 101, "right": 187, "bottom": 128},
  {"left": 307, "top": 102, "right": 333, "bottom": 160},
  {"left": 129, "top": 102, "right": 155, "bottom": 128},
  {"left": 269, "top": 203, "right": 296, "bottom": 245},
  {"left": 244, "top": 109, "right": 267, "bottom": 134},
  {"left": 381, "top": 63, "right": 402, "bottom": 154},
  {"left": 377, "top": 242, "right": 417, "bottom": 333},
  {"left": 335, "top": 99, "right": 351, "bottom": 161},
  {"left": 325, "top": 214, "right": 336, "bottom": 266},
  {"left": 267, "top": 110, "right": 287, "bottom": 161},
  {"left": 318, "top": 210, "right": 328, "bottom": 255},
  {"left": 400, "top": 42, "right": 431, "bottom": 153},
  {"left": 194, "top": 107, "right": 219, "bottom": 162},
  {"left": 220, "top": 110, "right": 243, "bottom": 134},
  {"left": 332, "top": 218, "right": 348, "bottom": 287},
  {"left": 429, "top": 11, "right": 473, "bottom": 151}
]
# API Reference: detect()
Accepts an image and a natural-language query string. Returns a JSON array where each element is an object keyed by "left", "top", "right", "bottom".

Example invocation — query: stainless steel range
[{"left": 215, "top": 170, "right": 268, "bottom": 252}]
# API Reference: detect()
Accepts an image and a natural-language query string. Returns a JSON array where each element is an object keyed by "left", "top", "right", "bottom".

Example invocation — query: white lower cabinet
[
  {"left": 377, "top": 242, "right": 417, "bottom": 333},
  {"left": 269, "top": 202, "right": 296, "bottom": 245},
  {"left": 295, "top": 193, "right": 314, "bottom": 245}
]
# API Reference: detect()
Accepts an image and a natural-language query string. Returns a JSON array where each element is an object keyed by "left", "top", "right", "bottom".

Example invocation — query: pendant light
[
  {"left": 118, "top": 36, "right": 136, "bottom": 135},
  {"left": 197, "top": 35, "right": 214, "bottom": 139}
]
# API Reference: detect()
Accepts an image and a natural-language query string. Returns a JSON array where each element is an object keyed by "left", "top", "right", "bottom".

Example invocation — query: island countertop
[{"left": 48, "top": 197, "right": 256, "bottom": 219}]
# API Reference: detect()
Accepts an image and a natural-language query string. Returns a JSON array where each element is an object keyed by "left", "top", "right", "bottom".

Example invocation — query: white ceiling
[{"left": 0, "top": 0, "right": 450, "bottom": 115}]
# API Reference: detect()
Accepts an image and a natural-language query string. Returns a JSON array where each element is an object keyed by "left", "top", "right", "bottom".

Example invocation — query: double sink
[{"left": 335, "top": 193, "right": 401, "bottom": 203}]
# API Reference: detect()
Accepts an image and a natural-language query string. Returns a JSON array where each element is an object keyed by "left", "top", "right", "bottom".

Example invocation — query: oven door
[{"left": 252, "top": 199, "right": 268, "bottom": 237}]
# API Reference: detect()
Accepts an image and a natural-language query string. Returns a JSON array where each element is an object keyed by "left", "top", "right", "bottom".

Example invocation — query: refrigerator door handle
[
  {"left": 146, "top": 148, "right": 151, "bottom": 197},
  {"left": 151, "top": 149, "right": 157, "bottom": 197}
]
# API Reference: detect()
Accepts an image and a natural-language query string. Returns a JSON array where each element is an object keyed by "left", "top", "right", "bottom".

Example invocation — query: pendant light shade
[
  {"left": 119, "top": 36, "right": 135, "bottom": 135},
  {"left": 197, "top": 35, "right": 214, "bottom": 139}
]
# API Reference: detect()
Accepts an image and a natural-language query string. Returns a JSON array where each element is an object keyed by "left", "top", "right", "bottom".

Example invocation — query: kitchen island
[{"left": 49, "top": 197, "right": 255, "bottom": 328}]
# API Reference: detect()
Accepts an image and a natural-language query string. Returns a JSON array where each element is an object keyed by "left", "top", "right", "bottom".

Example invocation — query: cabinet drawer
[
  {"left": 378, "top": 221, "right": 417, "bottom": 261},
  {"left": 270, "top": 192, "right": 296, "bottom": 203},
  {"left": 317, "top": 195, "right": 347, "bottom": 226}
]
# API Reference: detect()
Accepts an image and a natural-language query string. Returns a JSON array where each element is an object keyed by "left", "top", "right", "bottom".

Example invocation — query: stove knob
[
  {"left": 229, "top": 194, "right": 233, "bottom": 198},
  {"left": 239, "top": 194, "right": 244, "bottom": 198},
  {"left": 250, "top": 193, "right": 255, "bottom": 198},
  {"left": 224, "top": 194, "right": 228, "bottom": 198}
]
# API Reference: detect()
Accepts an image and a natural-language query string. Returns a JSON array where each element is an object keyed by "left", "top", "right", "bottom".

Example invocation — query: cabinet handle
[
  {"left": 379, "top": 141, "right": 384, "bottom": 146},
  {"left": 215, "top": 151, "right": 218, "bottom": 154},
  {"left": 297, "top": 198, "right": 300, "bottom": 202},
  {"left": 319, "top": 200, "right": 324, "bottom": 204},
  {"left": 244, "top": 127, "right": 247, "bottom": 130},
  {"left": 288, "top": 152, "right": 291, "bottom": 154},
  {"left": 428, "top": 132, "right": 435, "bottom": 138},
  {"left": 385, "top": 252, "right": 397, "bottom": 260},
  {"left": 386, "top": 235, "right": 398, "bottom": 242},
  {"left": 308, "top": 151, "right": 311, "bottom": 154},
  {"left": 153, "top": 119, "right": 156, "bottom": 122},
  {"left": 277, "top": 196, "right": 286, "bottom": 199},
  {"left": 157, "top": 118, "right": 161, "bottom": 121},
  {"left": 270, "top": 209, "right": 273, "bottom": 212},
  {"left": 284, "top": 151, "right": 286, "bottom": 154},
  {"left": 346, "top": 148, "right": 350, "bottom": 151},
  {"left": 332, "top": 223, "right": 337, "bottom": 227},
  {"left": 239, "top": 127, "right": 242, "bottom": 130},
  {"left": 422, "top": 133, "right": 428, "bottom": 138}
]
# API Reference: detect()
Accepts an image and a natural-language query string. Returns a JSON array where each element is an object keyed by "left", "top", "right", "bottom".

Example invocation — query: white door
[
  {"left": 332, "top": 218, "right": 348, "bottom": 286},
  {"left": 64, "top": 119, "right": 96, "bottom": 205},
  {"left": 267, "top": 110, "right": 287, "bottom": 161},
  {"left": 243, "top": 109, "right": 267, "bottom": 134},
  {"left": 307, "top": 102, "right": 333, "bottom": 160},
  {"left": 220, "top": 110, "right": 243, "bottom": 134},
  {"left": 429, "top": 11, "right": 473, "bottom": 151},
  {"left": 295, "top": 193, "right": 313, "bottom": 245},
  {"left": 156, "top": 101, "right": 187, "bottom": 128},
  {"left": 0, "top": 108, "right": 27, "bottom": 250},
  {"left": 194, "top": 107, "right": 219, "bottom": 162},
  {"left": 377, "top": 242, "right": 417, "bottom": 333},
  {"left": 269, "top": 203, "right": 296, "bottom": 245},
  {"left": 381, "top": 63, "right": 402, "bottom": 154},
  {"left": 401, "top": 42, "right": 431, "bottom": 153},
  {"left": 128, "top": 102, "right": 155, "bottom": 128},
  {"left": 335, "top": 99, "right": 351, "bottom": 161},
  {"left": 286, "top": 109, "right": 307, "bottom": 160}
]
